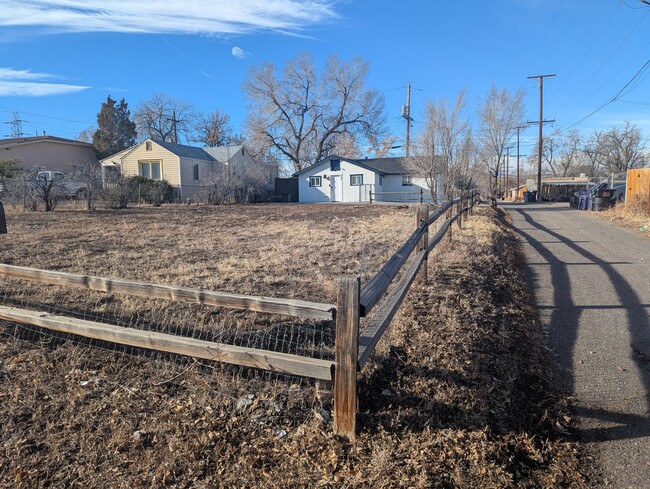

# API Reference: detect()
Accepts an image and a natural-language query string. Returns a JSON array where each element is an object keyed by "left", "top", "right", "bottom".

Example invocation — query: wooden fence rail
[
  {"left": 0, "top": 263, "right": 335, "bottom": 321},
  {"left": 0, "top": 190, "right": 478, "bottom": 442}
]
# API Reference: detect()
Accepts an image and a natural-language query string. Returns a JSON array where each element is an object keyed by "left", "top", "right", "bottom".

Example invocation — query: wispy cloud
[
  {"left": 231, "top": 46, "right": 250, "bottom": 59},
  {"left": 0, "top": 1, "right": 338, "bottom": 36},
  {"left": 0, "top": 67, "right": 88, "bottom": 96}
]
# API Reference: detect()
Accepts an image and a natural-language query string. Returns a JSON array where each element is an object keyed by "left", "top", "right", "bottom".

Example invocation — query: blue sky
[{"left": 0, "top": 0, "right": 648, "bottom": 157}]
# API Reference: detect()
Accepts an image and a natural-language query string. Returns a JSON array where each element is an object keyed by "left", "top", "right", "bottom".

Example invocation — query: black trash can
[
  {"left": 529, "top": 190, "right": 538, "bottom": 202},
  {"left": 592, "top": 197, "right": 610, "bottom": 212}
]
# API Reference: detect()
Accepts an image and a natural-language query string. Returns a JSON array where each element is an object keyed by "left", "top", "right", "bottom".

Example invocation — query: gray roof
[
  {"left": 358, "top": 156, "right": 413, "bottom": 174},
  {"left": 295, "top": 154, "right": 443, "bottom": 176},
  {"left": 202, "top": 145, "right": 244, "bottom": 162},
  {"left": 154, "top": 139, "right": 215, "bottom": 161}
]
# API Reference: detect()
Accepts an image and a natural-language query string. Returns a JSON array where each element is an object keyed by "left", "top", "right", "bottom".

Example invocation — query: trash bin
[
  {"left": 592, "top": 196, "right": 610, "bottom": 212},
  {"left": 529, "top": 190, "right": 538, "bottom": 202}
]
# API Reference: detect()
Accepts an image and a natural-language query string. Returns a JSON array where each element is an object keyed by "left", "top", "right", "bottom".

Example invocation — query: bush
[
  {"left": 102, "top": 175, "right": 137, "bottom": 209},
  {"left": 129, "top": 176, "right": 175, "bottom": 206}
]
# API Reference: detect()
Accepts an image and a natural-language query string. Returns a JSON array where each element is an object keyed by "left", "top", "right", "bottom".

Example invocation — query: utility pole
[
  {"left": 527, "top": 73, "right": 555, "bottom": 202},
  {"left": 402, "top": 83, "right": 412, "bottom": 157},
  {"left": 514, "top": 125, "right": 528, "bottom": 201},
  {"left": 505, "top": 147, "right": 513, "bottom": 195}
]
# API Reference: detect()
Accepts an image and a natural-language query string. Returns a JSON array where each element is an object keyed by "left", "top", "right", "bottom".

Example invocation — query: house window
[
  {"left": 330, "top": 159, "right": 341, "bottom": 171},
  {"left": 402, "top": 174, "right": 413, "bottom": 186},
  {"left": 379, "top": 175, "right": 383, "bottom": 186},
  {"left": 309, "top": 176, "right": 322, "bottom": 187},
  {"left": 350, "top": 174, "right": 363, "bottom": 186},
  {"left": 193, "top": 163, "right": 199, "bottom": 181},
  {"left": 139, "top": 160, "right": 161, "bottom": 180},
  {"left": 146, "top": 141, "right": 152, "bottom": 151}
]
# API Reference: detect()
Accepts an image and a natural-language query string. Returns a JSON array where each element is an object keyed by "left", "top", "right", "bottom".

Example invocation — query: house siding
[
  {"left": 179, "top": 157, "right": 213, "bottom": 197},
  {"left": 3, "top": 140, "right": 97, "bottom": 174},
  {"left": 120, "top": 142, "right": 181, "bottom": 186},
  {"left": 381, "top": 175, "right": 435, "bottom": 203}
]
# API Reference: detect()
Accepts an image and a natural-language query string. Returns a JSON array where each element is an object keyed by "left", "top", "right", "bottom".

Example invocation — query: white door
[{"left": 330, "top": 176, "right": 342, "bottom": 202}]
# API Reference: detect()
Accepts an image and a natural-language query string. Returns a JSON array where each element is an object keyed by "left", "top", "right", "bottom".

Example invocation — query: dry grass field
[{"left": 0, "top": 204, "right": 589, "bottom": 487}]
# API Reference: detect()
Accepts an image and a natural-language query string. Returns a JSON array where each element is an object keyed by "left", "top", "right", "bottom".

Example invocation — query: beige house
[
  {"left": 100, "top": 139, "right": 277, "bottom": 199},
  {"left": 0, "top": 135, "right": 97, "bottom": 174}
]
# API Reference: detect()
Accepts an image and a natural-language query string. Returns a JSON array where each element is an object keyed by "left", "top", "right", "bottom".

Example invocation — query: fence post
[
  {"left": 334, "top": 276, "right": 360, "bottom": 441},
  {"left": 420, "top": 188, "right": 424, "bottom": 204},
  {"left": 369, "top": 190, "right": 373, "bottom": 205},
  {"left": 457, "top": 193, "right": 462, "bottom": 230},
  {"left": 416, "top": 205, "right": 429, "bottom": 283},
  {"left": 0, "top": 202, "right": 6, "bottom": 234},
  {"left": 447, "top": 197, "right": 453, "bottom": 243}
]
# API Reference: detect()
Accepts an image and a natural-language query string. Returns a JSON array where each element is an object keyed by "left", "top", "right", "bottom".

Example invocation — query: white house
[{"left": 294, "top": 155, "right": 443, "bottom": 203}]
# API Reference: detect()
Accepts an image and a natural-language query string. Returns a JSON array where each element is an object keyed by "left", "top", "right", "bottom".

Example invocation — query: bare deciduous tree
[
  {"left": 134, "top": 93, "right": 195, "bottom": 144},
  {"left": 581, "top": 130, "right": 607, "bottom": 177},
  {"left": 27, "top": 173, "right": 67, "bottom": 212},
  {"left": 533, "top": 128, "right": 582, "bottom": 177},
  {"left": 199, "top": 161, "right": 270, "bottom": 204},
  {"left": 477, "top": 85, "right": 525, "bottom": 198},
  {"left": 602, "top": 121, "right": 646, "bottom": 173},
  {"left": 413, "top": 91, "right": 476, "bottom": 201},
  {"left": 193, "top": 109, "right": 242, "bottom": 147},
  {"left": 243, "top": 52, "right": 387, "bottom": 173},
  {"left": 76, "top": 126, "right": 96, "bottom": 144},
  {"left": 70, "top": 159, "right": 102, "bottom": 211}
]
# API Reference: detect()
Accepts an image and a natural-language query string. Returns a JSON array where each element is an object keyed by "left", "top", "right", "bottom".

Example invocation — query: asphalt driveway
[{"left": 505, "top": 202, "right": 650, "bottom": 489}]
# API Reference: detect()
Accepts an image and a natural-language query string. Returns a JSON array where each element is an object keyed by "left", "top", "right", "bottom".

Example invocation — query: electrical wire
[
  {"left": 551, "top": 2, "right": 643, "bottom": 116},
  {"left": 561, "top": 58, "right": 650, "bottom": 131}
]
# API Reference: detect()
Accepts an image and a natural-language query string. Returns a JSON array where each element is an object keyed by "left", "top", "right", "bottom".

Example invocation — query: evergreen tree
[{"left": 93, "top": 96, "right": 137, "bottom": 158}]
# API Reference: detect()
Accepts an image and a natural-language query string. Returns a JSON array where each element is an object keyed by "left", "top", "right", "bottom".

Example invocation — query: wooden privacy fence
[
  {"left": 626, "top": 168, "right": 650, "bottom": 207},
  {"left": 0, "top": 190, "right": 477, "bottom": 440}
]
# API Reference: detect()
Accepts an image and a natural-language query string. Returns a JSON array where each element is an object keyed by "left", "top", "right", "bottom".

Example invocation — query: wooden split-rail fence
[{"left": 0, "top": 191, "right": 477, "bottom": 440}]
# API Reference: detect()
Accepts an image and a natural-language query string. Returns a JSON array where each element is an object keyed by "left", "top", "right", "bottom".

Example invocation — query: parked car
[{"left": 35, "top": 171, "right": 87, "bottom": 199}]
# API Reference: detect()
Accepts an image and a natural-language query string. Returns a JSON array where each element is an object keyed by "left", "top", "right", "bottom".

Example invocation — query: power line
[
  {"left": 562, "top": 58, "right": 650, "bottom": 131},
  {"left": 551, "top": 5, "right": 648, "bottom": 117},
  {"left": 549, "top": 1, "right": 615, "bottom": 101},
  {"left": 0, "top": 104, "right": 94, "bottom": 125},
  {"left": 531, "top": 0, "right": 562, "bottom": 71}
]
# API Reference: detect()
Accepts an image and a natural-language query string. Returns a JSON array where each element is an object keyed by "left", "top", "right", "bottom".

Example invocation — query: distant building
[{"left": 0, "top": 135, "right": 97, "bottom": 174}]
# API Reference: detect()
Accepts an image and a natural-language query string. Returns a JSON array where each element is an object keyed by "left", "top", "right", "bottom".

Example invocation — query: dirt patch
[{"left": 0, "top": 205, "right": 588, "bottom": 487}]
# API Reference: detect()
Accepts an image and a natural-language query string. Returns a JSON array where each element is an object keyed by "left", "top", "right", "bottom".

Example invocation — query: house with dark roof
[
  {"left": 0, "top": 135, "right": 97, "bottom": 174},
  {"left": 293, "top": 155, "right": 442, "bottom": 203},
  {"left": 100, "top": 139, "right": 277, "bottom": 199}
]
